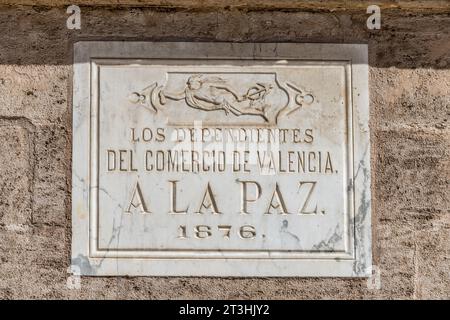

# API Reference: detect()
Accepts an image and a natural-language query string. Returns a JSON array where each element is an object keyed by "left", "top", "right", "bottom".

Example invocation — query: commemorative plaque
[{"left": 72, "top": 42, "right": 371, "bottom": 276}]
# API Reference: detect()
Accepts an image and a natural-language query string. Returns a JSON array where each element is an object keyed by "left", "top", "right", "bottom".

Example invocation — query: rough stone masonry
[{"left": 0, "top": 0, "right": 449, "bottom": 299}]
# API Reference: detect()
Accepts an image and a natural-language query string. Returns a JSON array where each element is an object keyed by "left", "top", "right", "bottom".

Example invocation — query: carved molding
[{"left": 129, "top": 74, "right": 315, "bottom": 124}]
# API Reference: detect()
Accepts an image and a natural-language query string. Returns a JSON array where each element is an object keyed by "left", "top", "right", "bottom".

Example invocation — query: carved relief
[{"left": 128, "top": 74, "right": 315, "bottom": 124}]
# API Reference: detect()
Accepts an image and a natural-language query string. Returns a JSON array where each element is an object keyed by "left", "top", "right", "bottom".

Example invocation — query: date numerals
[{"left": 178, "top": 225, "right": 256, "bottom": 239}]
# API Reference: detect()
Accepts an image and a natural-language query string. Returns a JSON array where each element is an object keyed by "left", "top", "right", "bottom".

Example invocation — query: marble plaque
[{"left": 72, "top": 42, "right": 371, "bottom": 277}]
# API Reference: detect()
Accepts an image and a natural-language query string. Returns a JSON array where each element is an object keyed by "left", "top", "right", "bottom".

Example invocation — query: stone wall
[{"left": 0, "top": 1, "right": 448, "bottom": 299}]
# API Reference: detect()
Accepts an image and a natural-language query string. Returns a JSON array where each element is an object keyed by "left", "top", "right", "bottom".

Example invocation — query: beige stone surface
[
  {"left": 0, "top": 3, "right": 448, "bottom": 298},
  {"left": 0, "top": 122, "right": 33, "bottom": 226}
]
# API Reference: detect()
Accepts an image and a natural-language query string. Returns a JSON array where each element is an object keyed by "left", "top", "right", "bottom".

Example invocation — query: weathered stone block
[
  {"left": 32, "top": 125, "right": 69, "bottom": 225},
  {"left": 371, "top": 68, "right": 450, "bottom": 129},
  {"left": 0, "top": 124, "right": 32, "bottom": 226},
  {"left": 373, "top": 129, "right": 449, "bottom": 219},
  {"left": 0, "top": 66, "right": 69, "bottom": 124},
  {"left": 415, "top": 224, "right": 450, "bottom": 299}
]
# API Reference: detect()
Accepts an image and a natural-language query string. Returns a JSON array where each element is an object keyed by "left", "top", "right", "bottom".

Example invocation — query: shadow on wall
[{"left": 0, "top": 5, "right": 448, "bottom": 69}]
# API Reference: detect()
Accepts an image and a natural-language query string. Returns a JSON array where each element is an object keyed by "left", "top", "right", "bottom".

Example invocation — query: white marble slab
[{"left": 72, "top": 42, "right": 371, "bottom": 277}]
